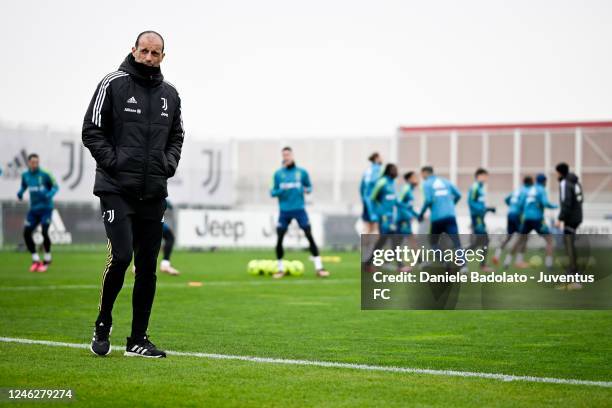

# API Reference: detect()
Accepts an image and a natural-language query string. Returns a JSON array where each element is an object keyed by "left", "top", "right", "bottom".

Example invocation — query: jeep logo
[{"left": 194, "top": 213, "right": 245, "bottom": 243}]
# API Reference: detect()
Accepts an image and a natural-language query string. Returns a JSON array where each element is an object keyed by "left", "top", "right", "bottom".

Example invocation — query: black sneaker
[
  {"left": 90, "top": 322, "right": 112, "bottom": 356},
  {"left": 124, "top": 335, "right": 166, "bottom": 358}
]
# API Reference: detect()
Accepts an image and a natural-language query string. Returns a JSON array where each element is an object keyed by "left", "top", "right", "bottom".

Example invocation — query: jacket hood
[
  {"left": 567, "top": 172, "right": 579, "bottom": 183},
  {"left": 119, "top": 53, "right": 164, "bottom": 86}
]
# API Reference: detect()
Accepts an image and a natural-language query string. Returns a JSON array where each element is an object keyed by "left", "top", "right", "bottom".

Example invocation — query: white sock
[
  {"left": 516, "top": 253, "right": 524, "bottom": 264},
  {"left": 160, "top": 259, "right": 170, "bottom": 269},
  {"left": 43, "top": 253, "right": 52, "bottom": 262},
  {"left": 503, "top": 254, "right": 512, "bottom": 267},
  {"left": 545, "top": 255, "right": 553, "bottom": 268},
  {"left": 277, "top": 259, "right": 284, "bottom": 272},
  {"left": 313, "top": 256, "right": 323, "bottom": 271},
  {"left": 32, "top": 253, "right": 40, "bottom": 262},
  {"left": 494, "top": 248, "right": 502, "bottom": 259}
]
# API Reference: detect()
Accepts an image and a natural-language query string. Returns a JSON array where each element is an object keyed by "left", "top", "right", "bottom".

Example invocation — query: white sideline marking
[
  {"left": 0, "top": 278, "right": 358, "bottom": 291},
  {"left": 0, "top": 336, "right": 610, "bottom": 388}
]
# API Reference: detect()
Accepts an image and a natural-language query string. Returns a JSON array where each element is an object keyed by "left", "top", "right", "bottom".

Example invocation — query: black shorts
[{"left": 507, "top": 213, "right": 521, "bottom": 234}]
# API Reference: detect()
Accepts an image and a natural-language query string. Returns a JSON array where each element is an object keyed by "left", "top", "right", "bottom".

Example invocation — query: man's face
[
  {"left": 477, "top": 173, "right": 488, "bottom": 184},
  {"left": 421, "top": 171, "right": 430, "bottom": 180},
  {"left": 282, "top": 150, "right": 294, "bottom": 167},
  {"left": 375, "top": 156, "right": 382, "bottom": 165},
  {"left": 132, "top": 34, "right": 165, "bottom": 67},
  {"left": 28, "top": 157, "right": 39, "bottom": 172},
  {"left": 389, "top": 166, "right": 398, "bottom": 179},
  {"left": 409, "top": 174, "right": 419, "bottom": 186},
  {"left": 556, "top": 170, "right": 563, "bottom": 180}
]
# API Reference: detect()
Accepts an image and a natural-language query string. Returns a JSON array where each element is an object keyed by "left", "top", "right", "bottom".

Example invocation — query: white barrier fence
[
  {"left": 3, "top": 203, "right": 612, "bottom": 249},
  {"left": 177, "top": 209, "right": 324, "bottom": 248}
]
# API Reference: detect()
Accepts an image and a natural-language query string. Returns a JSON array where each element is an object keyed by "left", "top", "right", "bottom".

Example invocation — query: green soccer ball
[
  {"left": 263, "top": 260, "right": 277, "bottom": 276},
  {"left": 529, "top": 255, "right": 543, "bottom": 267},
  {"left": 288, "top": 260, "right": 304, "bottom": 277},
  {"left": 284, "top": 261, "right": 296, "bottom": 276},
  {"left": 247, "top": 260, "right": 263, "bottom": 276}
]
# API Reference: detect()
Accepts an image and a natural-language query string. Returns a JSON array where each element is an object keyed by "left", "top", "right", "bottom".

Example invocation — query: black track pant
[
  {"left": 564, "top": 223, "right": 580, "bottom": 274},
  {"left": 276, "top": 226, "right": 320, "bottom": 260},
  {"left": 23, "top": 224, "right": 51, "bottom": 254},
  {"left": 162, "top": 226, "right": 175, "bottom": 261},
  {"left": 96, "top": 194, "right": 166, "bottom": 340}
]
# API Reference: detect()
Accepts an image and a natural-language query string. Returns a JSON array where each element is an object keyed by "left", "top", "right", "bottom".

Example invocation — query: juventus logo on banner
[
  {"left": 201, "top": 149, "right": 222, "bottom": 194},
  {"left": 61, "top": 141, "right": 84, "bottom": 190}
]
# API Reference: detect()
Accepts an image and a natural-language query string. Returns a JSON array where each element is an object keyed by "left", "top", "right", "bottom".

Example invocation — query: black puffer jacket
[
  {"left": 558, "top": 173, "right": 583, "bottom": 227},
  {"left": 82, "top": 54, "right": 184, "bottom": 200}
]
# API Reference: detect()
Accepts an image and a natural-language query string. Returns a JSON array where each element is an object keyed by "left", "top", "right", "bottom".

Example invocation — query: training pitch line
[
  {"left": 0, "top": 278, "right": 358, "bottom": 292},
  {"left": 0, "top": 337, "right": 610, "bottom": 388}
]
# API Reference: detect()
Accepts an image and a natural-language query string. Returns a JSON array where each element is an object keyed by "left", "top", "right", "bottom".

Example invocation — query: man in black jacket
[
  {"left": 555, "top": 162, "right": 583, "bottom": 282},
  {"left": 83, "top": 31, "right": 184, "bottom": 358}
]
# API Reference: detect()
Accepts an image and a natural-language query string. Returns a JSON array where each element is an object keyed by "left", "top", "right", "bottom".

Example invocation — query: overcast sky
[{"left": 1, "top": 0, "right": 610, "bottom": 139}]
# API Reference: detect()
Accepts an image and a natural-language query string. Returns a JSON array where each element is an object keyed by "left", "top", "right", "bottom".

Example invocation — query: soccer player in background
[
  {"left": 396, "top": 171, "right": 419, "bottom": 236},
  {"left": 370, "top": 163, "right": 399, "bottom": 234},
  {"left": 555, "top": 162, "right": 583, "bottom": 289},
  {"left": 271, "top": 147, "right": 329, "bottom": 278},
  {"left": 360, "top": 152, "right": 383, "bottom": 234},
  {"left": 467, "top": 168, "right": 496, "bottom": 272},
  {"left": 505, "top": 173, "right": 558, "bottom": 269},
  {"left": 16, "top": 153, "right": 58, "bottom": 272},
  {"left": 417, "top": 166, "right": 462, "bottom": 235},
  {"left": 160, "top": 200, "right": 179, "bottom": 275},
  {"left": 492, "top": 176, "right": 532, "bottom": 266},
  {"left": 365, "top": 163, "right": 401, "bottom": 270},
  {"left": 396, "top": 171, "right": 419, "bottom": 271},
  {"left": 417, "top": 166, "right": 464, "bottom": 270}
]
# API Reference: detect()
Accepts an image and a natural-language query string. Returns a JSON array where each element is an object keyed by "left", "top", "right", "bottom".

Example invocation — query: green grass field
[{"left": 1, "top": 249, "right": 611, "bottom": 407}]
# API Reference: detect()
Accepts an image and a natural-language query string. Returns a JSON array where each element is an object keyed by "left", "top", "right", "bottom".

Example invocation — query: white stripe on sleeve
[{"left": 91, "top": 71, "right": 128, "bottom": 127}]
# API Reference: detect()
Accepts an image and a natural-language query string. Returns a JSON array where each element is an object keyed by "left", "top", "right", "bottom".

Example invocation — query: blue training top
[
  {"left": 270, "top": 165, "right": 312, "bottom": 212},
  {"left": 360, "top": 162, "right": 382, "bottom": 201},
  {"left": 397, "top": 184, "right": 418, "bottom": 221},
  {"left": 505, "top": 185, "right": 526, "bottom": 216},
  {"left": 419, "top": 175, "right": 461, "bottom": 222},
  {"left": 519, "top": 183, "right": 558, "bottom": 221},
  {"left": 370, "top": 175, "right": 397, "bottom": 218},
  {"left": 17, "top": 168, "right": 58, "bottom": 211},
  {"left": 468, "top": 181, "right": 487, "bottom": 217}
]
